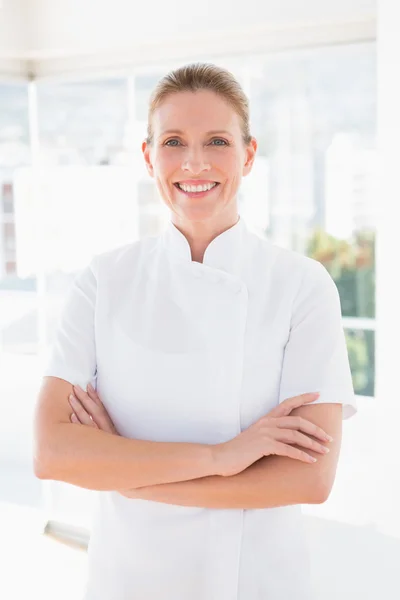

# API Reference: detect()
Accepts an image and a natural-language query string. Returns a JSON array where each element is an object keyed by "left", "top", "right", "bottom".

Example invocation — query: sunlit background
[{"left": 1, "top": 1, "right": 399, "bottom": 598}]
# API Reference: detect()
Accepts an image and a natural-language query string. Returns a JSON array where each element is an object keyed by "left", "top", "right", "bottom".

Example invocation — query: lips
[
  {"left": 175, "top": 181, "right": 218, "bottom": 185},
  {"left": 173, "top": 181, "right": 220, "bottom": 197},
  {"left": 174, "top": 182, "right": 219, "bottom": 191}
]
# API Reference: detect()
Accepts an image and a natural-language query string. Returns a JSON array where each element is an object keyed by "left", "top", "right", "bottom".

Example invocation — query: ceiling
[{"left": 0, "top": 0, "right": 376, "bottom": 79}]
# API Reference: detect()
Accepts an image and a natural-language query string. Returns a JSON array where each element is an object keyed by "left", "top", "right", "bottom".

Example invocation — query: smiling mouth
[{"left": 174, "top": 182, "right": 220, "bottom": 194}]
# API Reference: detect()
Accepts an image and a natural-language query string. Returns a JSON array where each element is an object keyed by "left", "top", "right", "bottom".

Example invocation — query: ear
[
  {"left": 243, "top": 137, "right": 258, "bottom": 177},
  {"left": 142, "top": 139, "right": 154, "bottom": 177}
]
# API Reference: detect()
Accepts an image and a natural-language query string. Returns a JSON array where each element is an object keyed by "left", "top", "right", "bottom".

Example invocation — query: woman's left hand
[
  {"left": 68, "top": 384, "right": 140, "bottom": 499},
  {"left": 68, "top": 383, "right": 120, "bottom": 435}
]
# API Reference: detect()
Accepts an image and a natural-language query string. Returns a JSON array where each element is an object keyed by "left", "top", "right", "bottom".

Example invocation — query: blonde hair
[{"left": 146, "top": 62, "right": 252, "bottom": 145}]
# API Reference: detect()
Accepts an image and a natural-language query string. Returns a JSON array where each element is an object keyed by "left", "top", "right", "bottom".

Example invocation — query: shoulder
[
  {"left": 248, "top": 235, "right": 343, "bottom": 328},
  {"left": 86, "top": 236, "right": 159, "bottom": 280},
  {"left": 261, "top": 241, "right": 340, "bottom": 317},
  {"left": 250, "top": 229, "right": 335, "bottom": 296}
]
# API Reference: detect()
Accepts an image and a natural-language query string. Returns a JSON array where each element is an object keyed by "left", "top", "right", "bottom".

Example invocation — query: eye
[
  {"left": 210, "top": 138, "right": 228, "bottom": 146},
  {"left": 164, "top": 139, "right": 181, "bottom": 147}
]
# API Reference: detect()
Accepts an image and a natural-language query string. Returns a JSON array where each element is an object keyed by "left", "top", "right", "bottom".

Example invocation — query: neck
[{"left": 171, "top": 212, "right": 240, "bottom": 263}]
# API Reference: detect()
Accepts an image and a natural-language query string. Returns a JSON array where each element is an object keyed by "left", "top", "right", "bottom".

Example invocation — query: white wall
[
  {"left": 0, "top": 0, "right": 29, "bottom": 57},
  {"left": 29, "top": 0, "right": 376, "bottom": 57},
  {"left": 375, "top": 0, "right": 400, "bottom": 539},
  {"left": 0, "top": 0, "right": 30, "bottom": 78},
  {"left": 0, "top": 0, "right": 376, "bottom": 78}
]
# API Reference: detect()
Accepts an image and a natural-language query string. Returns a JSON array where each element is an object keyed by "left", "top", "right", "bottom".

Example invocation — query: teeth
[{"left": 177, "top": 182, "right": 217, "bottom": 193}]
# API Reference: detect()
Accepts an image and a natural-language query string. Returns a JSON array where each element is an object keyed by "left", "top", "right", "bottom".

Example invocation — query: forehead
[{"left": 153, "top": 90, "right": 241, "bottom": 134}]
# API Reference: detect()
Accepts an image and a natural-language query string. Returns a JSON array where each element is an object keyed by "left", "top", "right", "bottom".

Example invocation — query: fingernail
[
  {"left": 325, "top": 435, "right": 333, "bottom": 442},
  {"left": 88, "top": 383, "right": 94, "bottom": 392},
  {"left": 69, "top": 394, "right": 76, "bottom": 403}
]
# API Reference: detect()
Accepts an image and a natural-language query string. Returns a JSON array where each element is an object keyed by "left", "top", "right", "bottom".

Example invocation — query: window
[
  {"left": 37, "top": 78, "right": 129, "bottom": 166},
  {"left": 230, "top": 42, "right": 376, "bottom": 395}
]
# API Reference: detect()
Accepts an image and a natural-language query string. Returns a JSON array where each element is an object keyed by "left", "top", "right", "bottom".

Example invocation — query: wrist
[
  {"left": 208, "top": 443, "right": 224, "bottom": 477},
  {"left": 118, "top": 489, "right": 139, "bottom": 499}
]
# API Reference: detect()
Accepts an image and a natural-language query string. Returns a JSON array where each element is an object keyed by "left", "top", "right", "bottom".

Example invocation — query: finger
[
  {"left": 86, "top": 385, "right": 118, "bottom": 434},
  {"left": 271, "top": 441, "right": 318, "bottom": 464},
  {"left": 70, "top": 412, "right": 80, "bottom": 424},
  {"left": 269, "top": 392, "right": 320, "bottom": 418},
  {"left": 73, "top": 385, "right": 116, "bottom": 434},
  {"left": 276, "top": 429, "right": 329, "bottom": 455},
  {"left": 276, "top": 416, "right": 333, "bottom": 443},
  {"left": 73, "top": 385, "right": 103, "bottom": 423},
  {"left": 87, "top": 383, "right": 102, "bottom": 407},
  {"left": 68, "top": 395, "right": 98, "bottom": 428}
]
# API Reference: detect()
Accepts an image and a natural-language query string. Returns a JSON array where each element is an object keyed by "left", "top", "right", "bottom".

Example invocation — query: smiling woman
[
  {"left": 34, "top": 62, "right": 357, "bottom": 600},
  {"left": 141, "top": 67, "right": 257, "bottom": 251}
]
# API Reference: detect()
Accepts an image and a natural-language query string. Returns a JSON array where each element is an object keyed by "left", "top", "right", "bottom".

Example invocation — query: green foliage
[
  {"left": 345, "top": 329, "right": 374, "bottom": 396},
  {"left": 306, "top": 227, "right": 375, "bottom": 318},
  {"left": 307, "top": 228, "right": 375, "bottom": 397}
]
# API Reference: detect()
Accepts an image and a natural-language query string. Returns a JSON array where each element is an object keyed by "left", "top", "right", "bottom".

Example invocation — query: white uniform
[{"left": 44, "top": 216, "right": 357, "bottom": 600}]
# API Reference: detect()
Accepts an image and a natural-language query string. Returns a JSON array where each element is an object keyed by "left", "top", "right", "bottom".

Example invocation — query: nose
[{"left": 181, "top": 147, "right": 211, "bottom": 175}]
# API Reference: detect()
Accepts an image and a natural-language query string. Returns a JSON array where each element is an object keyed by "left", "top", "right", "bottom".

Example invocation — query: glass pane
[
  {"left": 0, "top": 84, "right": 31, "bottom": 283},
  {"left": 307, "top": 228, "right": 375, "bottom": 318},
  {"left": 22, "top": 166, "right": 139, "bottom": 529},
  {"left": 35, "top": 74, "right": 171, "bottom": 240},
  {"left": 237, "top": 42, "right": 376, "bottom": 319},
  {"left": 32, "top": 78, "right": 135, "bottom": 528},
  {"left": 134, "top": 74, "right": 164, "bottom": 122},
  {"left": 0, "top": 84, "right": 42, "bottom": 512},
  {"left": 37, "top": 78, "right": 129, "bottom": 165},
  {"left": 345, "top": 328, "right": 375, "bottom": 397}
]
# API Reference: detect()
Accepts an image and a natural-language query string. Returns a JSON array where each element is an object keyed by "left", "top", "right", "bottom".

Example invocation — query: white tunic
[{"left": 44, "top": 216, "right": 357, "bottom": 600}]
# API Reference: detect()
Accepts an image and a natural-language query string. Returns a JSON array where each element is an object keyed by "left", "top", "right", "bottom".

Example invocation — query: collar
[{"left": 161, "top": 216, "right": 249, "bottom": 278}]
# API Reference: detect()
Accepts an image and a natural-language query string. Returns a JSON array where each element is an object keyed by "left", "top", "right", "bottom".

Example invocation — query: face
[{"left": 142, "top": 90, "right": 257, "bottom": 225}]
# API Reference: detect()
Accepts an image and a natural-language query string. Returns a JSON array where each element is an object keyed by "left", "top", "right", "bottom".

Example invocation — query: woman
[{"left": 34, "top": 63, "right": 357, "bottom": 600}]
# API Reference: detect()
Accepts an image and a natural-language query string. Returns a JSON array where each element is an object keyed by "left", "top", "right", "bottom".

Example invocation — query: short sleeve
[
  {"left": 278, "top": 260, "right": 357, "bottom": 420},
  {"left": 42, "top": 257, "right": 98, "bottom": 390}
]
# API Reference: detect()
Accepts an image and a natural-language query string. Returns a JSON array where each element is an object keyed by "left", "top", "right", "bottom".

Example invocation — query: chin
[{"left": 173, "top": 205, "right": 222, "bottom": 222}]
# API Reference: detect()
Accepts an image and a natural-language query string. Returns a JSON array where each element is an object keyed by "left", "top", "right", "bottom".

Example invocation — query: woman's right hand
[{"left": 212, "top": 392, "right": 333, "bottom": 477}]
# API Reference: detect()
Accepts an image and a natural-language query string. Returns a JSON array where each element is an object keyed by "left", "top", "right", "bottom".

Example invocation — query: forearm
[
  {"left": 127, "top": 453, "right": 324, "bottom": 509},
  {"left": 34, "top": 423, "right": 215, "bottom": 491}
]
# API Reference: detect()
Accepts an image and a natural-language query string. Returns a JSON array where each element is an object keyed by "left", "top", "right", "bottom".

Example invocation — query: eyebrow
[{"left": 159, "top": 129, "right": 233, "bottom": 137}]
